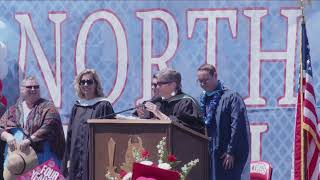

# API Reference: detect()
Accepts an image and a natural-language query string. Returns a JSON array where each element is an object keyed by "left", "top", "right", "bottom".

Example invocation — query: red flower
[
  {"left": 120, "top": 170, "right": 127, "bottom": 178},
  {"left": 168, "top": 154, "right": 177, "bottom": 162},
  {"left": 142, "top": 150, "right": 150, "bottom": 158}
]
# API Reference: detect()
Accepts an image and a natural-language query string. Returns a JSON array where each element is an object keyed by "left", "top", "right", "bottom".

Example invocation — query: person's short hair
[
  {"left": 74, "top": 69, "right": 104, "bottom": 99},
  {"left": 157, "top": 68, "right": 181, "bottom": 91},
  {"left": 197, "top": 64, "right": 216, "bottom": 76},
  {"left": 21, "top": 76, "right": 39, "bottom": 86}
]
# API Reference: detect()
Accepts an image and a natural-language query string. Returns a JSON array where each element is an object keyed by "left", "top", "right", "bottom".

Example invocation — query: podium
[{"left": 88, "top": 118, "right": 209, "bottom": 180}]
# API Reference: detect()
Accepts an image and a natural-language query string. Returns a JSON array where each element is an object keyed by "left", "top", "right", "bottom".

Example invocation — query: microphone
[
  {"left": 142, "top": 96, "right": 162, "bottom": 105},
  {"left": 97, "top": 96, "right": 162, "bottom": 119}
]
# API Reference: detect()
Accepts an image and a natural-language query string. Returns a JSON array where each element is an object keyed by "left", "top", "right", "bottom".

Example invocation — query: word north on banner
[{"left": 15, "top": 8, "right": 301, "bottom": 108}]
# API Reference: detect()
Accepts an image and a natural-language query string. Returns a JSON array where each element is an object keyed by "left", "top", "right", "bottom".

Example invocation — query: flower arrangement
[{"left": 105, "top": 137, "right": 199, "bottom": 180}]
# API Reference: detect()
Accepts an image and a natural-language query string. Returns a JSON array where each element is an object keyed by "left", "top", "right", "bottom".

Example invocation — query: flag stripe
[
  {"left": 307, "top": 142, "right": 318, "bottom": 179},
  {"left": 305, "top": 79, "right": 315, "bottom": 97},
  {"left": 304, "top": 117, "right": 320, "bottom": 148},
  {"left": 307, "top": 140, "right": 315, "bottom": 165},
  {"left": 304, "top": 101, "right": 317, "bottom": 121},
  {"left": 308, "top": 148, "right": 319, "bottom": 180},
  {"left": 305, "top": 91, "right": 317, "bottom": 114}
]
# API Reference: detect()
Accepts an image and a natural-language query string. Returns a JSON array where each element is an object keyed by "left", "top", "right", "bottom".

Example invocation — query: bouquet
[{"left": 105, "top": 137, "right": 199, "bottom": 180}]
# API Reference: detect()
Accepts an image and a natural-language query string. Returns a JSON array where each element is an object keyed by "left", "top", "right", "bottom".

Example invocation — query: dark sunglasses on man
[
  {"left": 24, "top": 85, "right": 40, "bottom": 89},
  {"left": 79, "top": 79, "right": 95, "bottom": 86}
]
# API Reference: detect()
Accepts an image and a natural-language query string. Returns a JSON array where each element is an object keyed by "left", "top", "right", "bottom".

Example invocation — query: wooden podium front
[{"left": 88, "top": 119, "right": 209, "bottom": 180}]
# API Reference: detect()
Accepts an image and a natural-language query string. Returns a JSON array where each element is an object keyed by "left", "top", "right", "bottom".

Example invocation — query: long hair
[{"left": 74, "top": 69, "right": 104, "bottom": 99}]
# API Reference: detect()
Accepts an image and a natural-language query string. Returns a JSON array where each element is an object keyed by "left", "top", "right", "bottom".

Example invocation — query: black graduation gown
[
  {"left": 156, "top": 92, "right": 204, "bottom": 133},
  {"left": 62, "top": 100, "right": 115, "bottom": 180}
]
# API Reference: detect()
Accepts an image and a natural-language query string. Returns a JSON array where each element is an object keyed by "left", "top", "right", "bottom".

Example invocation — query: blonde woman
[{"left": 62, "top": 69, "right": 115, "bottom": 180}]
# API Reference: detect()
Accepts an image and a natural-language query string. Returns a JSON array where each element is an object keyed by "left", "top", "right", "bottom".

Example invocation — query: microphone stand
[
  {"left": 97, "top": 96, "right": 162, "bottom": 119},
  {"left": 97, "top": 104, "right": 143, "bottom": 119}
]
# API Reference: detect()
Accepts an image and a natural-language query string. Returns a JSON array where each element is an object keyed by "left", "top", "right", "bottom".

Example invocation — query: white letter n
[{"left": 15, "top": 13, "right": 66, "bottom": 108}]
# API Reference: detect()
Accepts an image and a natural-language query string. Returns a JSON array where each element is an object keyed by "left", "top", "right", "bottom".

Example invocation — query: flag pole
[{"left": 299, "top": 1, "right": 306, "bottom": 179}]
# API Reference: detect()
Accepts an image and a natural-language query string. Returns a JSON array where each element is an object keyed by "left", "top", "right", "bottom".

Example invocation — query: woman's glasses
[{"left": 79, "top": 79, "right": 95, "bottom": 86}]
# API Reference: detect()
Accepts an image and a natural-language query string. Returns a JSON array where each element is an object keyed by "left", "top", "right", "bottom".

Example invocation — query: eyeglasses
[
  {"left": 156, "top": 81, "right": 172, "bottom": 87},
  {"left": 197, "top": 78, "right": 212, "bottom": 85},
  {"left": 79, "top": 79, "right": 95, "bottom": 86},
  {"left": 24, "top": 85, "right": 40, "bottom": 89}
]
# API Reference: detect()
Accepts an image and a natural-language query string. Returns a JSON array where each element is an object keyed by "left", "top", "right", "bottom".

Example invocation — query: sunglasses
[
  {"left": 79, "top": 79, "right": 95, "bottom": 86},
  {"left": 24, "top": 85, "right": 40, "bottom": 89}
]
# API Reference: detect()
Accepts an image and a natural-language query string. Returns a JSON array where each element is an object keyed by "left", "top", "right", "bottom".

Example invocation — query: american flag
[{"left": 293, "top": 21, "right": 320, "bottom": 180}]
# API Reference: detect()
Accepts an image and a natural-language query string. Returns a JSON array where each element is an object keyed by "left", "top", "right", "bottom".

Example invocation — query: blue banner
[{"left": 0, "top": 1, "right": 320, "bottom": 179}]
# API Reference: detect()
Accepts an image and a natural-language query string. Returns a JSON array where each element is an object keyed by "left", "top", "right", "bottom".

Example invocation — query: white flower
[
  {"left": 140, "top": 160, "right": 153, "bottom": 166},
  {"left": 180, "top": 158, "right": 200, "bottom": 177},
  {"left": 181, "top": 165, "right": 188, "bottom": 173},
  {"left": 122, "top": 172, "right": 132, "bottom": 180},
  {"left": 158, "top": 163, "right": 171, "bottom": 170},
  {"left": 105, "top": 172, "right": 116, "bottom": 180}
]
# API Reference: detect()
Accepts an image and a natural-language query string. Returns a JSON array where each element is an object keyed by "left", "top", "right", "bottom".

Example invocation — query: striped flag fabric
[
  {"left": 0, "top": 80, "right": 7, "bottom": 107},
  {"left": 293, "top": 20, "right": 320, "bottom": 180}
]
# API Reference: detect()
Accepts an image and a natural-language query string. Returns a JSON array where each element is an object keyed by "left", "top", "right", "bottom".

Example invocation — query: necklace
[{"left": 199, "top": 81, "right": 224, "bottom": 128}]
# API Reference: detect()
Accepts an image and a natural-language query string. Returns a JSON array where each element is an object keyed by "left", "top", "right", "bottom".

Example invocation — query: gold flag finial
[
  {"left": 300, "top": 0, "right": 312, "bottom": 21},
  {"left": 300, "top": 0, "right": 305, "bottom": 20},
  {"left": 299, "top": 0, "right": 310, "bottom": 24}
]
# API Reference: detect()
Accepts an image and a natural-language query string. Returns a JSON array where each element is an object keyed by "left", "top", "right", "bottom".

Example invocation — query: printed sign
[{"left": 18, "top": 160, "right": 64, "bottom": 180}]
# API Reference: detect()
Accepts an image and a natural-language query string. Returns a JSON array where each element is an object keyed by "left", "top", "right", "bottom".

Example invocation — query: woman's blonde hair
[{"left": 74, "top": 69, "right": 104, "bottom": 99}]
